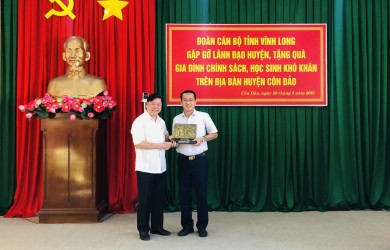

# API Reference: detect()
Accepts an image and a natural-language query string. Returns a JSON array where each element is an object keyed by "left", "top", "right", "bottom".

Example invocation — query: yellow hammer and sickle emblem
[{"left": 45, "top": 0, "right": 76, "bottom": 20}]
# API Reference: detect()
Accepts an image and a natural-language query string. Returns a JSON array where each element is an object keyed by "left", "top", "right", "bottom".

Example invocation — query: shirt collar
[
  {"left": 144, "top": 111, "right": 161, "bottom": 121},
  {"left": 181, "top": 109, "right": 198, "bottom": 118}
]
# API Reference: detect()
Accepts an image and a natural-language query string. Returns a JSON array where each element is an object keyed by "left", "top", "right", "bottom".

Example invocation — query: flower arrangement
[{"left": 18, "top": 90, "right": 117, "bottom": 120}]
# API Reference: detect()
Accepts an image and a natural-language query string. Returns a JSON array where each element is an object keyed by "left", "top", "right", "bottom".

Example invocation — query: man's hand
[
  {"left": 162, "top": 141, "right": 173, "bottom": 150},
  {"left": 193, "top": 137, "right": 203, "bottom": 146}
]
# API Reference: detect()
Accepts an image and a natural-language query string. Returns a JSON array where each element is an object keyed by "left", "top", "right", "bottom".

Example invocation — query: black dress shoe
[
  {"left": 198, "top": 228, "right": 208, "bottom": 237},
  {"left": 178, "top": 227, "right": 194, "bottom": 236},
  {"left": 139, "top": 231, "right": 150, "bottom": 241},
  {"left": 150, "top": 228, "right": 171, "bottom": 236}
]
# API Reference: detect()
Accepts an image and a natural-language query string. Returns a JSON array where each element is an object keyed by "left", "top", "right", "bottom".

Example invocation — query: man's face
[
  {"left": 146, "top": 98, "right": 162, "bottom": 117},
  {"left": 181, "top": 92, "right": 196, "bottom": 113},
  {"left": 63, "top": 38, "right": 89, "bottom": 70}
]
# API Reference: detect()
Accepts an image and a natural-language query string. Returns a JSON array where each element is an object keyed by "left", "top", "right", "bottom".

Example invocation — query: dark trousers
[
  {"left": 136, "top": 171, "right": 166, "bottom": 233},
  {"left": 178, "top": 154, "right": 209, "bottom": 230}
]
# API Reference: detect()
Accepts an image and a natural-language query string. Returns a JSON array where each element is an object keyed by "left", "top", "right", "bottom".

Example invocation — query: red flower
[
  {"left": 62, "top": 103, "right": 71, "bottom": 112},
  {"left": 83, "top": 100, "right": 91, "bottom": 106},
  {"left": 72, "top": 102, "right": 81, "bottom": 111},
  {"left": 25, "top": 100, "right": 37, "bottom": 110},
  {"left": 93, "top": 102, "right": 105, "bottom": 112},
  {"left": 67, "top": 98, "right": 74, "bottom": 105},
  {"left": 94, "top": 96, "right": 104, "bottom": 103},
  {"left": 107, "top": 101, "right": 117, "bottom": 109},
  {"left": 19, "top": 92, "right": 116, "bottom": 120},
  {"left": 42, "top": 94, "right": 55, "bottom": 104}
]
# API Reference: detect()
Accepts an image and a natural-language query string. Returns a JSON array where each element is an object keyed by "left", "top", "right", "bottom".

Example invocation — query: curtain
[
  {"left": 0, "top": 0, "right": 17, "bottom": 215},
  {"left": 157, "top": 0, "right": 390, "bottom": 211},
  {"left": 4, "top": 0, "right": 155, "bottom": 217}
]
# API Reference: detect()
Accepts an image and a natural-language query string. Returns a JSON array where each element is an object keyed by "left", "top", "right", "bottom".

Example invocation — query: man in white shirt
[
  {"left": 172, "top": 90, "right": 218, "bottom": 238},
  {"left": 131, "top": 93, "right": 175, "bottom": 241}
]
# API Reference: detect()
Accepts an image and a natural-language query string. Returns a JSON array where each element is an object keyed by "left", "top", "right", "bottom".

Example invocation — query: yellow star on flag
[{"left": 98, "top": 0, "right": 129, "bottom": 21}]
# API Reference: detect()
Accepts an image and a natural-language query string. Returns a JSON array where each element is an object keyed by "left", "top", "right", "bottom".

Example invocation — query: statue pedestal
[{"left": 38, "top": 113, "right": 108, "bottom": 223}]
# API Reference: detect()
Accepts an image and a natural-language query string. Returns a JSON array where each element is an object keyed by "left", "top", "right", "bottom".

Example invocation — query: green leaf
[{"left": 35, "top": 110, "right": 49, "bottom": 119}]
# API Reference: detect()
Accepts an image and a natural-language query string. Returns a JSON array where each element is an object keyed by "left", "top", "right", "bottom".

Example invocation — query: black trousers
[
  {"left": 178, "top": 154, "right": 209, "bottom": 230},
  {"left": 136, "top": 171, "right": 166, "bottom": 233}
]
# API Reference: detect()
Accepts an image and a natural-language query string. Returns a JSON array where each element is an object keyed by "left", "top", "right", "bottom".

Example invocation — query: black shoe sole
[
  {"left": 178, "top": 229, "right": 194, "bottom": 236},
  {"left": 150, "top": 231, "right": 171, "bottom": 236}
]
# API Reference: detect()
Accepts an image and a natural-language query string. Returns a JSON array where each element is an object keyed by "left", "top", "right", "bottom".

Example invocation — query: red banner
[{"left": 166, "top": 24, "right": 327, "bottom": 106}]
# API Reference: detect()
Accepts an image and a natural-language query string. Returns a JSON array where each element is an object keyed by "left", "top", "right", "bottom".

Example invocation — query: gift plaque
[{"left": 173, "top": 123, "right": 197, "bottom": 144}]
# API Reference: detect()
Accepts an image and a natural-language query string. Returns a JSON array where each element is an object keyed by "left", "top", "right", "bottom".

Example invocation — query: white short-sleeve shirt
[
  {"left": 131, "top": 111, "right": 168, "bottom": 173},
  {"left": 173, "top": 110, "right": 218, "bottom": 156}
]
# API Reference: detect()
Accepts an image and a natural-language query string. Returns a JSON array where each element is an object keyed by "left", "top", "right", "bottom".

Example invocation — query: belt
[{"left": 178, "top": 152, "right": 207, "bottom": 160}]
